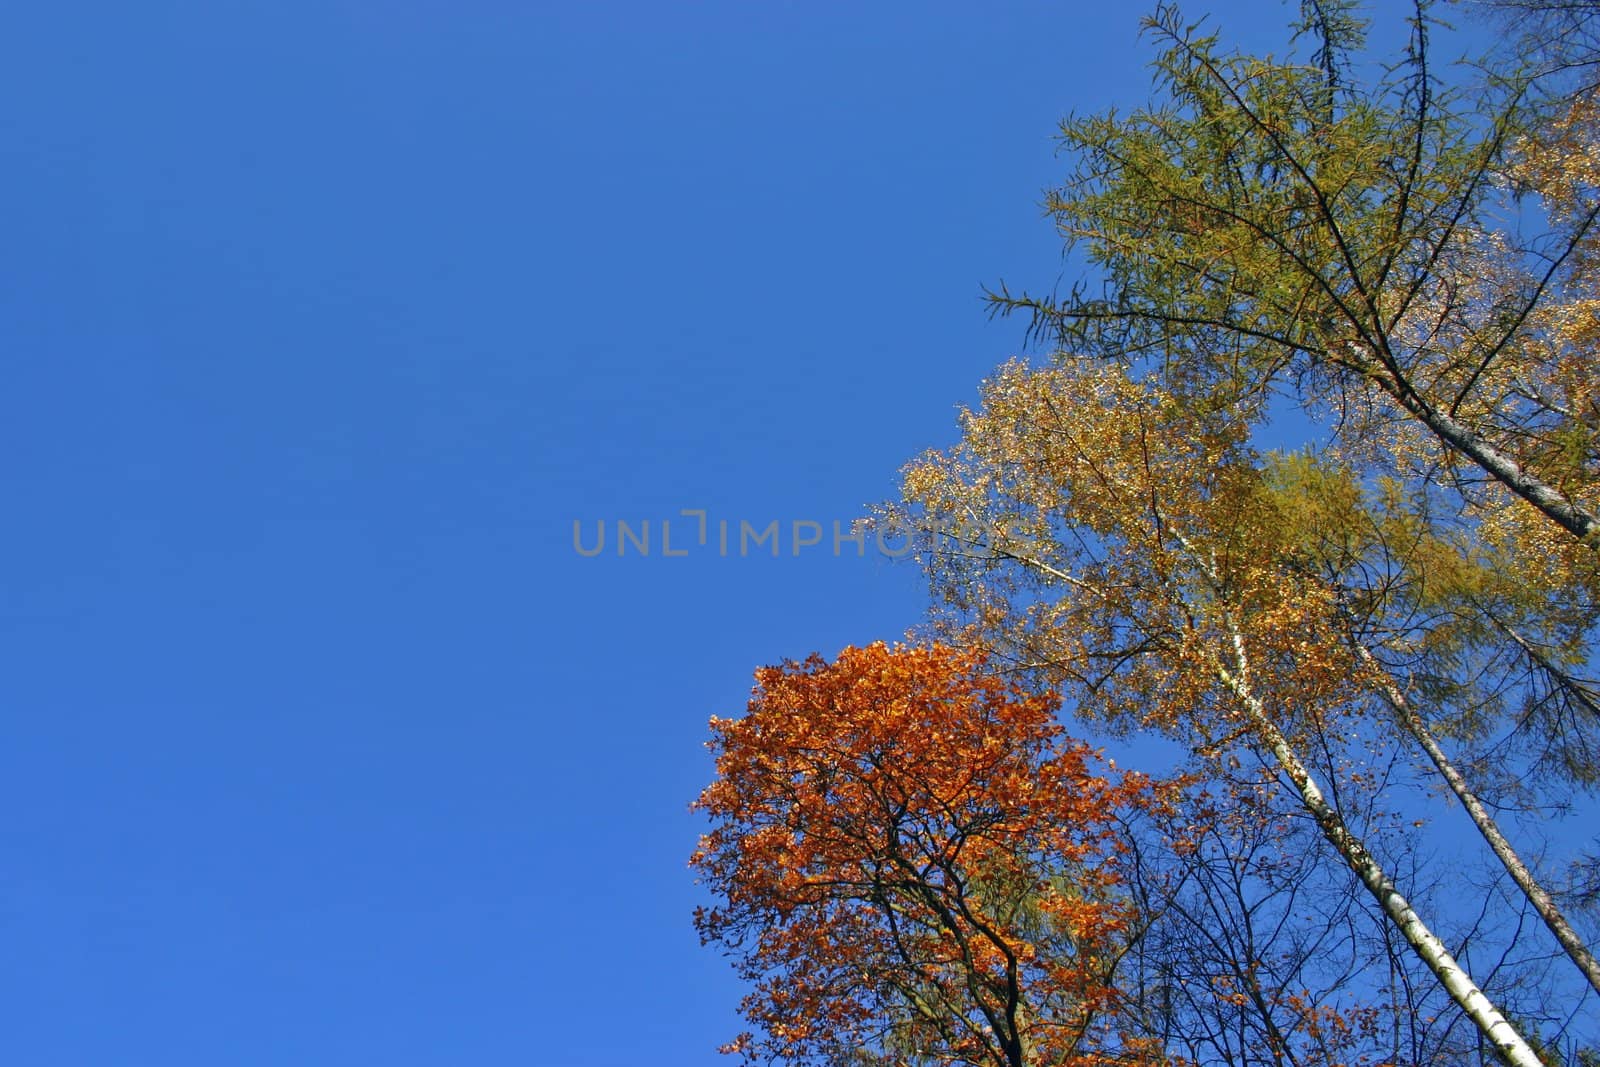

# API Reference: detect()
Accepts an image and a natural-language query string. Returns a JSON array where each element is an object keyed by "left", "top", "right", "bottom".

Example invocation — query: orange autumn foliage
[{"left": 691, "top": 642, "right": 1169, "bottom": 1067}]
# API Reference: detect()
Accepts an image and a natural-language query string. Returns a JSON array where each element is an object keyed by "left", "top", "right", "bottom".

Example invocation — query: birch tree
[
  {"left": 886, "top": 360, "right": 1568, "bottom": 1066},
  {"left": 942, "top": 0, "right": 1600, "bottom": 1022}
]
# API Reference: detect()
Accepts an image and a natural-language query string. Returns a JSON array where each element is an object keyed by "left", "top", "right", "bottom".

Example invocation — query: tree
[
  {"left": 908, "top": 0, "right": 1600, "bottom": 1045},
  {"left": 693, "top": 3, "right": 1600, "bottom": 1060},
  {"left": 690, "top": 642, "right": 1167, "bottom": 1067},
  {"left": 989, "top": 1, "right": 1600, "bottom": 556},
  {"left": 886, "top": 359, "right": 1576, "bottom": 1066},
  {"left": 1115, "top": 772, "right": 1418, "bottom": 1066},
  {"left": 1471, "top": 0, "right": 1600, "bottom": 91}
]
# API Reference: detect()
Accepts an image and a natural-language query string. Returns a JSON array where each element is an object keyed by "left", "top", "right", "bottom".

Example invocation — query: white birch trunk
[
  {"left": 1217, "top": 628, "right": 1545, "bottom": 1067},
  {"left": 1355, "top": 641, "right": 1600, "bottom": 998}
]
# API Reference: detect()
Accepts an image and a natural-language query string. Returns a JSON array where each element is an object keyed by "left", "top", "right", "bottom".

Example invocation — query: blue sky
[{"left": 0, "top": 3, "right": 1506, "bottom": 1065}]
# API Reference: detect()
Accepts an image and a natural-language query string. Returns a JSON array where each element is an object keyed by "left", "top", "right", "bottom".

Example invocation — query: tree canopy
[
  {"left": 692, "top": 643, "right": 1166, "bottom": 1066},
  {"left": 695, "top": 2, "right": 1600, "bottom": 1063}
]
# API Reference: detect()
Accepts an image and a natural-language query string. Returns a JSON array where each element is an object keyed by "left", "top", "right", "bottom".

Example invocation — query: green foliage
[{"left": 991, "top": 1, "right": 1600, "bottom": 549}]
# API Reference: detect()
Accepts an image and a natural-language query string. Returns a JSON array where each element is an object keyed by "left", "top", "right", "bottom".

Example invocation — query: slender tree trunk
[
  {"left": 1373, "top": 371, "right": 1600, "bottom": 549},
  {"left": 1355, "top": 641, "right": 1600, "bottom": 998},
  {"left": 1216, "top": 627, "right": 1545, "bottom": 1067}
]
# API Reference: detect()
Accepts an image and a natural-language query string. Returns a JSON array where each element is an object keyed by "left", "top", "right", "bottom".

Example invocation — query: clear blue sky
[{"left": 0, "top": 3, "right": 1501, "bottom": 1065}]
